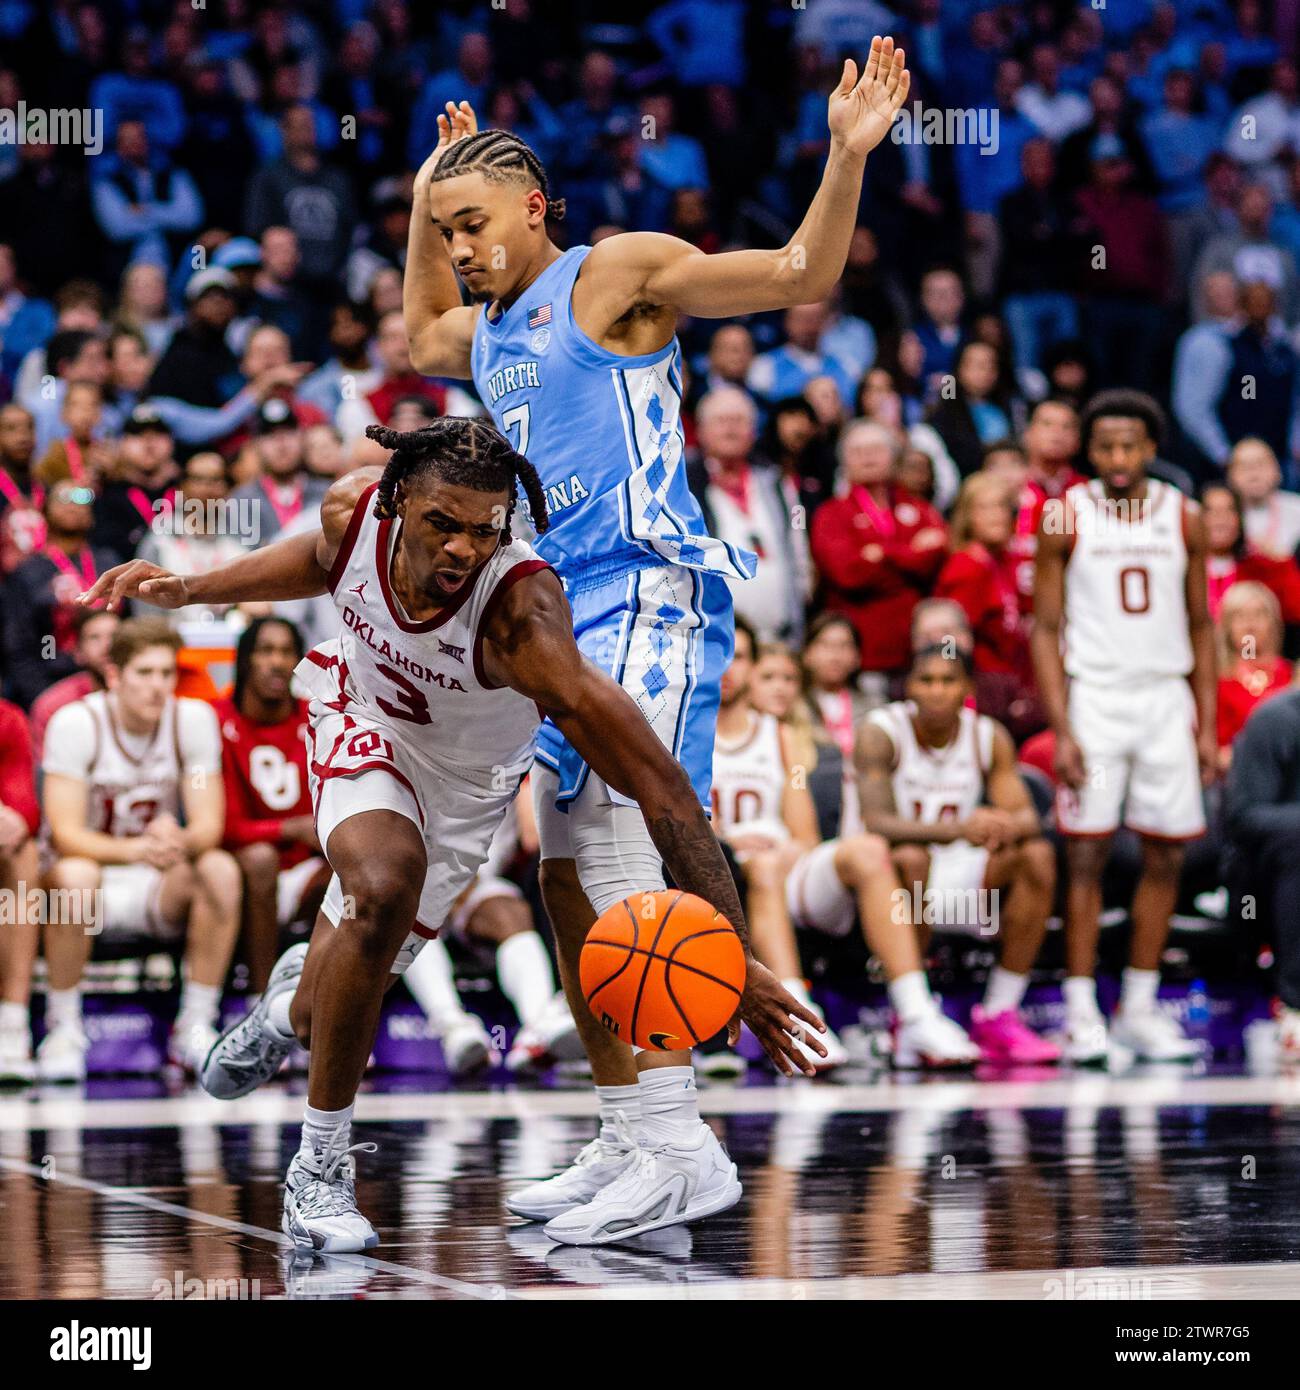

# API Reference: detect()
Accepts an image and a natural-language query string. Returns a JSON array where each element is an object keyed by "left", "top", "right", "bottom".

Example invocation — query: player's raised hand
[
  {"left": 730, "top": 956, "right": 828, "bottom": 1077},
  {"left": 415, "top": 100, "right": 478, "bottom": 186},
  {"left": 828, "top": 35, "right": 910, "bottom": 158},
  {"left": 77, "top": 558, "right": 190, "bottom": 613}
]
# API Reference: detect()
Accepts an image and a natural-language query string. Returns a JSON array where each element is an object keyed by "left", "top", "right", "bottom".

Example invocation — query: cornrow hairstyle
[
  {"left": 365, "top": 417, "right": 549, "bottom": 543},
  {"left": 233, "top": 615, "right": 305, "bottom": 710},
  {"left": 431, "top": 129, "right": 567, "bottom": 221}
]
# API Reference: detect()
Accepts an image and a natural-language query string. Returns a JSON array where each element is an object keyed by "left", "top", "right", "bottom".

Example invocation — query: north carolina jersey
[
  {"left": 212, "top": 695, "right": 314, "bottom": 869},
  {"left": 710, "top": 711, "right": 790, "bottom": 846},
  {"left": 293, "top": 481, "right": 547, "bottom": 789},
  {"left": 470, "top": 245, "right": 755, "bottom": 585},
  {"left": 866, "top": 701, "right": 994, "bottom": 826},
  {"left": 1063, "top": 478, "right": 1191, "bottom": 685}
]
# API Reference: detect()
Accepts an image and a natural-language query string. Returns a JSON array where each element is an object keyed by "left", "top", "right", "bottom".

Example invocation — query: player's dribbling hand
[
  {"left": 1053, "top": 733, "right": 1088, "bottom": 791},
  {"left": 730, "top": 957, "right": 828, "bottom": 1078},
  {"left": 77, "top": 559, "right": 190, "bottom": 612},
  {"left": 827, "top": 35, "right": 911, "bottom": 159}
]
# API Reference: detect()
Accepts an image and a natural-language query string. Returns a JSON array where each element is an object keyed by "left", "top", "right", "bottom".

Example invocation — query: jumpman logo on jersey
[{"left": 349, "top": 581, "right": 369, "bottom": 603}]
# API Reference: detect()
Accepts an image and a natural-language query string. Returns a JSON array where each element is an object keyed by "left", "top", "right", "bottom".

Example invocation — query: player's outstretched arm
[
  {"left": 587, "top": 36, "right": 909, "bottom": 318},
  {"left": 405, "top": 100, "right": 480, "bottom": 379},
  {"left": 482, "top": 570, "right": 828, "bottom": 1076},
  {"left": 77, "top": 467, "right": 380, "bottom": 613}
]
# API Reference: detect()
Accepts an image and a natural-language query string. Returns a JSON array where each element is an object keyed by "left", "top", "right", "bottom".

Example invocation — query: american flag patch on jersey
[{"left": 527, "top": 303, "right": 552, "bottom": 329}]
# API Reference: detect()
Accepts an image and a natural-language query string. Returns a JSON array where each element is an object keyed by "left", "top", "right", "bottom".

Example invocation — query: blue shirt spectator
[
  {"left": 90, "top": 28, "right": 187, "bottom": 151},
  {"left": 647, "top": 0, "right": 746, "bottom": 88},
  {"left": 406, "top": 33, "right": 493, "bottom": 169},
  {"left": 1140, "top": 72, "right": 1224, "bottom": 212}
]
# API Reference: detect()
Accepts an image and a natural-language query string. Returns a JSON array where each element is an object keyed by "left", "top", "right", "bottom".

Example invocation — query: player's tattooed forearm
[{"left": 643, "top": 812, "right": 751, "bottom": 951}]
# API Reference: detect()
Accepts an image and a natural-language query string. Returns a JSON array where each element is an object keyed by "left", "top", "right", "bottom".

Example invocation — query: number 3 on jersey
[{"left": 501, "top": 402, "right": 530, "bottom": 454}]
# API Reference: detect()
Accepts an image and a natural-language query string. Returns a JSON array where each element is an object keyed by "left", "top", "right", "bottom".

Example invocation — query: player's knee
[
  {"left": 891, "top": 844, "right": 928, "bottom": 889},
  {"left": 1017, "top": 836, "right": 1057, "bottom": 887},
  {"left": 339, "top": 858, "right": 423, "bottom": 951},
  {"left": 1065, "top": 838, "right": 1109, "bottom": 880},
  {"left": 744, "top": 849, "right": 785, "bottom": 892},
  {"left": 235, "top": 841, "right": 279, "bottom": 887},
  {"left": 195, "top": 848, "right": 242, "bottom": 904},
  {"left": 49, "top": 856, "right": 101, "bottom": 893},
  {"left": 1142, "top": 838, "right": 1185, "bottom": 880},
  {"left": 835, "top": 833, "right": 890, "bottom": 883}
]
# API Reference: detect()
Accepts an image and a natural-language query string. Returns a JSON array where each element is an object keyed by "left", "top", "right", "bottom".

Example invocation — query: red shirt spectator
[
  {"left": 0, "top": 699, "right": 40, "bottom": 839},
  {"left": 811, "top": 422, "right": 947, "bottom": 672},
  {"left": 1203, "top": 483, "right": 1300, "bottom": 624},
  {"left": 1217, "top": 657, "right": 1291, "bottom": 750}
]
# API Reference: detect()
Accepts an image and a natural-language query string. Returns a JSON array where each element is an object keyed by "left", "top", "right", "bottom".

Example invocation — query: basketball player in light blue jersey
[{"left": 404, "top": 37, "right": 912, "bottom": 1246}]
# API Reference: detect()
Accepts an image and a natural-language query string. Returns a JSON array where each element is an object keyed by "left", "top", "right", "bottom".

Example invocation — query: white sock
[
  {"left": 265, "top": 989, "right": 296, "bottom": 1041},
  {"left": 0, "top": 1001, "right": 27, "bottom": 1032},
  {"left": 402, "top": 938, "right": 469, "bottom": 1032},
  {"left": 1120, "top": 967, "right": 1159, "bottom": 1016},
  {"left": 1064, "top": 975, "right": 1100, "bottom": 1019},
  {"left": 596, "top": 1082, "right": 641, "bottom": 1149},
  {"left": 47, "top": 987, "right": 82, "bottom": 1032},
  {"left": 496, "top": 932, "right": 555, "bottom": 1028},
  {"left": 638, "top": 1065, "right": 701, "bottom": 1142},
  {"left": 176, "top": 980, "right": 220, "bottom": 1030},
  {"left": 888, "top": 970, "right": 935, "bottom": 1025},
  {"left": 983, "top": 967, "right": 1029, "bottom": 1016},
  {"left": 301, "top": 1102, "right": 352, "bottom": 1157}
]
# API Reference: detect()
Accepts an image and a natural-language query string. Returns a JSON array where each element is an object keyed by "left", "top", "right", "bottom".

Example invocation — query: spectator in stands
[
  {"left": 90, "top": 405, "right": 181, "bottom": 564},
  {"left": 0, "top": 243, "right": 53, "bottom": 386},
  {"left": 1195, "top": 183, "right": 1300, "bottom": 323},
  {"left": 1141, "top": 68, "right": 1222, "bottom": 230},
  {"left": 302, "top": 424, "right": 347, "bottom": 483},
  {"left": 998, "top": 138, "right": 1080, "bottom": 379},
  {"left": 1172, "top": 270, "right": 1242, "bottom": 473},
  {"left": 810, "top": 419, "right": 948, "bottom": 675},
  {"left": 298, "top": 300, "right": 379, "bottom": 422},
  {"left": 407, "top": 32, "right": 494, "bottom": 171},
  {"left": 924, "top": 341, "right": 1016, "bottom": 479},
  {"left": 148, "top": 268, "right": 242, "bottom": 410},
  {"left": 747, "top": 301, "right": 855, "bottom": 411},
  {"left": 689, "top": 387, "right": 808, "bottom": 643},
  {"left": 0, "top": 695, "right": 41, "bottom": 1084},
  {"left": 28, "top": 608, "right": 119, "bottom": 760},
  {"left": 3, "top": 481, "right": 118, "bottom": 710},
  {"left": 35, "top": 383, "right": 112, "bottom": 491},
  {"left": 1223, "top": 681, "right": 1300, "bottom": 1061},
  {"left": 231, "top": 399, "right": 328, "bottom": 548},
  {"left": 912, "top": 266, "right": 966, "bottom": 387},
  {"left": 105, "top": 326, "right": 154, "bottom": 420},
  {"left": 39, "top": 619, "right": 240, "bottom": 1079},
  {"left": 689, "top": 323, "right": 755, "bottom": 409},
  {"left": 29, "top": 329, "right": 111, "bottom": 459},
  {"left": 113, "top": 261, "right": 179, "bottom": 359},
  {"left": 336, "top": 310, "right": 464, "bottom": 444},
  {"left": 11, "top": 281, "right": 107, "bottom": 414},
  {"left": 1228, "top": 437, "right": 1300, "bottom": 558},
  {"left": 1007, "top": 398, "right": 1085, "bottom": 613},
  {"left": 245, "top": 104, "right": 358, "bottom": 287},
  {"left": 1072, "top": 135, "right": 1170, "bottom": 392},
  {"left": 90, "top": 119, "right": 203, "bottom": 283},
  {"left": 1216, "top": 580, "right": 1293, "bottom": 772},
  {"left": 0, "top": 403, "right": 43, "bottom": 575},
  {"left": 1201, "top": 481, "right": 1300, "bottom": 625},
  {"left": 213, "top": 617, "right": 329, "bottom": 996},
  {"left": 1221, "top": 58, "right": 1299, "bottom": 176},
  {"left": 90, "top": 25, "right": 187, "bottom": 152},
  {"left": 858, "top": 366, "right": 961, "bottom": 510},
  {"left": 1209, "top": 282, "right": 1300, "bottom": 471},
  {"left": 345, "top": 193, "right": 412, "bottom": 307},
  {"left": 1017, "top": 43, "right": 1092, "bottom": 142},
  {"left": 758, "top": 396, "right": 835, "bottom": 520},
  {"left": 176, "top": 51, "right": 259, "bottom": 233},
  {"left": 247, "top": 226, "right": 317, "bottom": 361}
]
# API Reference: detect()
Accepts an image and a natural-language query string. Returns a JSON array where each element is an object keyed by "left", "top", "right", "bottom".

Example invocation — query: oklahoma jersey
[
  {"left": 212, "top": 695, "right": 313, "bottom": 869},
  {"left": 710, "top": 711, "right": 790, "bottom": 848},
  {"left": 294, "top": 481, "right": 548, "bottom": 789},
  {"left": 866, "top": 701, "right": 994, "bottom": 827},
  {"left": 1063, "top": 478, "right": 1191, "bottom": 685}
]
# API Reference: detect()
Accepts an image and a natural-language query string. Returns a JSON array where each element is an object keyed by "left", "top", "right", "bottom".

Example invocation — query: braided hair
[
  {"left": 430, "top": 129, "right": 567, "bottom": 221},
  {"left": 365, "top": 417, "right": 549, "bottom": 542}
]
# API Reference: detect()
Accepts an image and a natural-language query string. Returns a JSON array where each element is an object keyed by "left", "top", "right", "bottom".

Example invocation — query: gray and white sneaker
[
  {"left": 282, "top": 1135, "right": 379, "bottom": 1253},
  {"left": 200, "top": 943, "right": 307, "bottom": 1099}
]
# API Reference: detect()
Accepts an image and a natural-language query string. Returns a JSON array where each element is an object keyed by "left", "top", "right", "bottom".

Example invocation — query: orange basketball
[{"left": 580, "top": 890, "right": 746, "bottom": 1050}]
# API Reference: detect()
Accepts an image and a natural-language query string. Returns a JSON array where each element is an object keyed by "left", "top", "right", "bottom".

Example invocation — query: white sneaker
[
  {"left": 542, "top": 1119, "right": 742, "bottom": 1247},
  {"left": 282, "top": 1136, "right": 379, "bottom": 1253},
  {"left": 1111, "top": 1006, "right": 1200, "bottom": 1062},
  {"left": 505, "top": 991, "right": 584, "bottom": 1075},
  {"left": 442, "top": 1015, "right": 498, "bottom": 1078},
  {"left": 201, "top": 944, "right": 306, "bottom": 1099},
  {"left": 505, "top": 1131, "right": 638, "bottom": 1222},
  {"left": 36, "top": 1022, "right": 88, "bottom": 1083},
  {"left": 168, "top": 1020, "right": 220, "bottom": 1075},
  {"left": 1064, "top": 1012, "right": 1110, "bottom": 1066},
  {"left": 0, "top": 1024, "right": 34, "bottom": 1085},
  {"left": 893, "top": 1008, "right": 981, "bottom": 1069}
]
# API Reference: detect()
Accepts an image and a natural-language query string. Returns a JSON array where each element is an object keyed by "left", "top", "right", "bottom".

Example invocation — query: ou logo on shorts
[{"left": 347, "top": 729, "right": 394, "bottom": 761}]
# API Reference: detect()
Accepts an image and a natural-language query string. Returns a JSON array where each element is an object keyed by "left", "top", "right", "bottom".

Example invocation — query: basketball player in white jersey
[
  {"left": 81, "top": 418, "right": 822, "bottom": 1253},
  {"left": 1033, "top": 390, "right": 1216, "bottom": 1064},
  {"left": 858, "top": 645, "right": 1061, "bottom": 1064},
  {"left": 714, "top": 621, "right": 981, "bottom": 1068},
  {"left": 39, "top": 618, "right": 242, "bottom": 1080}
]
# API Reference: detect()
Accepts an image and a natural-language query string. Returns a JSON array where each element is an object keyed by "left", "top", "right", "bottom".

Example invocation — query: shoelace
[{"left": 291, "top": 1135, "right": 378, "bottom": 1219}]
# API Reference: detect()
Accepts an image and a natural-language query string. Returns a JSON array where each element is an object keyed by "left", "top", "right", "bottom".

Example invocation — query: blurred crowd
[{"left": 1, "top": 0, "right": 1300, "bottom": 1081}]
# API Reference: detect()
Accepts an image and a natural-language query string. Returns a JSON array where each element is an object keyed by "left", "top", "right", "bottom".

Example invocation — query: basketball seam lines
[
  {"left": 584, "top": 940, "right": 744, "bottom": 995},
  {"left": 582, "top": 899, "right": 643, "bottom": 1014},
  {"left": 630, "top": 891, "right": 682, "bottom": 1045},
  {"left": 664, "top": 924, "right": 744, "bottom": 1044}
]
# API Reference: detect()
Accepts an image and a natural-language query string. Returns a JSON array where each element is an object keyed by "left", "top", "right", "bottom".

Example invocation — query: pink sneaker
[{"left": 969, "top": 1007, "right": 1062, "bottom": 1064}]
